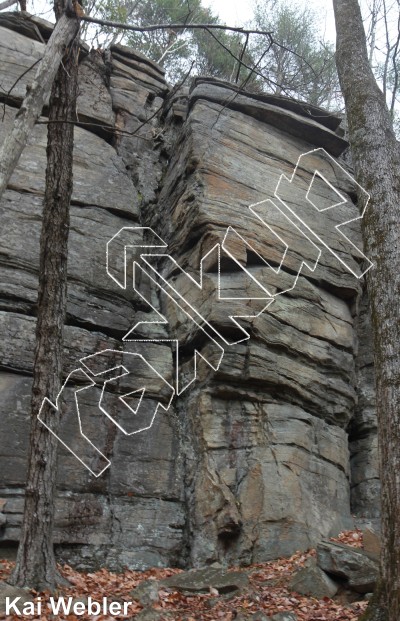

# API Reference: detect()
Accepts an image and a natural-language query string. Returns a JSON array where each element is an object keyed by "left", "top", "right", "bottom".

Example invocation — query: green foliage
[
  {"left": 81, "top": 0, "right": 341, "bottom": 106},
  {"left": 126, "top": 0, "right": 263, "bottom": 84},
  {"left": 83, "top": 0, "right": 256, "bottom": 84},
  {"left": 124, "top": 0, "right": 199, "bottom": 75},
  {"left": 249, "top": 0, "right": 341, "bottom": 108}
]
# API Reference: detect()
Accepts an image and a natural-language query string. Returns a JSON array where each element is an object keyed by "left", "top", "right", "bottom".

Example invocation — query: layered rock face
[{"left": 0, "top": 13, "right": 379, "bottom": 570}]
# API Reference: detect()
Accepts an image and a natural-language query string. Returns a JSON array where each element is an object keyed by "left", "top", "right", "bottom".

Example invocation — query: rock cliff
[{"left": 0, "top": 12, "right": 379, "bottom": 570}]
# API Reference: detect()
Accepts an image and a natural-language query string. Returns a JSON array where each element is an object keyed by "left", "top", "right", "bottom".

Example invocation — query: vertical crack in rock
[{"left": 0, "top": 13, "right": 379, "bottom": 569}]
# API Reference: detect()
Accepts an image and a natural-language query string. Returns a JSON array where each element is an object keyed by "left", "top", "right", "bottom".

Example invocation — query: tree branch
[
  {"left": 211, "top": 45, "right": 272, "bottom": 129},
  {"left": 80, "top": 14, "right": 273, "bottom": 39},
  {"left": 0, "top": 0, "right": 17, "bottom": 10},
  {"left": 1, "top": 58, "right": 41, "bottom": 121},
  {"left": 0, "top": 12, "right": 80, "bottom": 202},
  {"left": 236, "top": 33, "right": 249, "bottom": 84},
  {"left": 389, "top": 11, "right": 400, "bottom": 115},
  {"left": 203, "top": 27, "right": 285, "bottom": 94}
]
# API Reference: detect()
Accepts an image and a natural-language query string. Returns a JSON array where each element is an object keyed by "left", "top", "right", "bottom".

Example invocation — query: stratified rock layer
[{"left": 0, "top": 13, "right": 379, "bottom": 569}]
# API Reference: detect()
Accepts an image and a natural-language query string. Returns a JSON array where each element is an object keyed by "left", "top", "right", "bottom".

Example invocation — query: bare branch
[
  {"left": 80, "top": 14, "right": 273, "bottom": 39},
  {"left": 203, "top": 27, "right": 288, "bottom": 95},
  {"left": 236, "top": 33, "right": 249, "bottom": 84},
  {"left": 382, "top": 0, "right": 392, "bottom": 96},
  {"left": 389, "top": 10, "right": 400, "bottom": 114},
  {"left": 0, "top": 0, "right": 17, "bottom": 9},
  {"left": 211, "top": 45, "right": 272, "bottom": 129},
  {"left": 367, "top": 0, "right": 383, "bottom": 63},
  {"left": 157, "top": 38, "right": 189, "bottom": 64},
  {"left": 1, "top": 58, "right": 41, "bottom": 121},
  {"left": 50, "top": 58, "right": 195, "bottom": 141},
  {"left": 0, "top": 13, "right": 80, "bottom": 201}
]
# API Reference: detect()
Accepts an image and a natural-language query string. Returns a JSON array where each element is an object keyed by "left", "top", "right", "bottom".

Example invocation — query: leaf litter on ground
[{"left": 0, "top": 530, "right": 368, "bottom": 621}]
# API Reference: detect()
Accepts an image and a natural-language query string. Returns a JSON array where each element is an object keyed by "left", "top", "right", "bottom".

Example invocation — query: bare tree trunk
[
  {"left": 9, "top": 15, "right": 79, "bottom": 592},
  {"left": 0, "top": 12, "right": 79, "bottom": 203},
  {"left": 367, "top": 0, "right": 380, "bottom": 64},
  {"left": 0, "top": 0, "right": 18, "bottom": 10},
  {"left": 333, "top": 1, "right": 400, "bottom": 620}
]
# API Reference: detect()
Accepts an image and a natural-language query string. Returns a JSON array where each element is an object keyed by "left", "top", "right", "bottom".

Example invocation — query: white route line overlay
[
  {"left": 80, "top": 349, "right": 175, "bottom": 435},
  {"left": 123, "top": 260, "right": 226, "bottom": 395},
  {"left": 37, "top": 147, "right": 374, "bottom": 476},
  {"left": 274, "top": 148, "right": 373, "bottom": 279},
  {"left": 38, "top": 352, "right": 175, "bottom": 478},
  {"left": 38, "top": 369, "right": 111, "bottom": 478},
  {"left": 139, "top": 246, "right": 273, "bottom": 345}
]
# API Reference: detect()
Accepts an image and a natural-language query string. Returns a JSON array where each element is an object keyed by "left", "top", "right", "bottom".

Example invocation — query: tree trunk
[
  {"left": 0, "top": 0, "right": 18, "bottom": 10},
  {"left": 9, "top": 18, "right": 79, "bottom": 592},
  {"left": 0, "top": 12, "right": 79, "bottom": 202},
  {"left": 332, "top": 1, "right": 400, "bottom": 620}
]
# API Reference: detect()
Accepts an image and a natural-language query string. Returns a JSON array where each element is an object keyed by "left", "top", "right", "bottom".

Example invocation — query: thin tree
[
  {"left": 0, "top": 0, "right": 18, "bottom": 10},
  {"left": 251, "top": 0, "right": 340, "bottom": 108},
  {"left": 0, "top": 10, "right": 80, "bottom": 201},
  {"left": 8, "top": 0, "right": 80, "bottom": 591},
  {"left": 333, "top": 1, "right": 400, "bottom": 620},
  {"left": 1, "top": 1, "right": 347, "bottom": 590},
  {"left": 1, "top": 9, "right": 273, "bottom": 589}
]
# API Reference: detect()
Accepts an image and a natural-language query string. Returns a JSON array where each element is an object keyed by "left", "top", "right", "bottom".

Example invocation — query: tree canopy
[{"left": 250, "top": 0, "right": 340, "bottom": 107}]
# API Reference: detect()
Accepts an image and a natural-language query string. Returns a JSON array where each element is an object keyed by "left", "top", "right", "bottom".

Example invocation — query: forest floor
[{"left": 0, "top": 531, "right": 369, "bottom": 621}]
